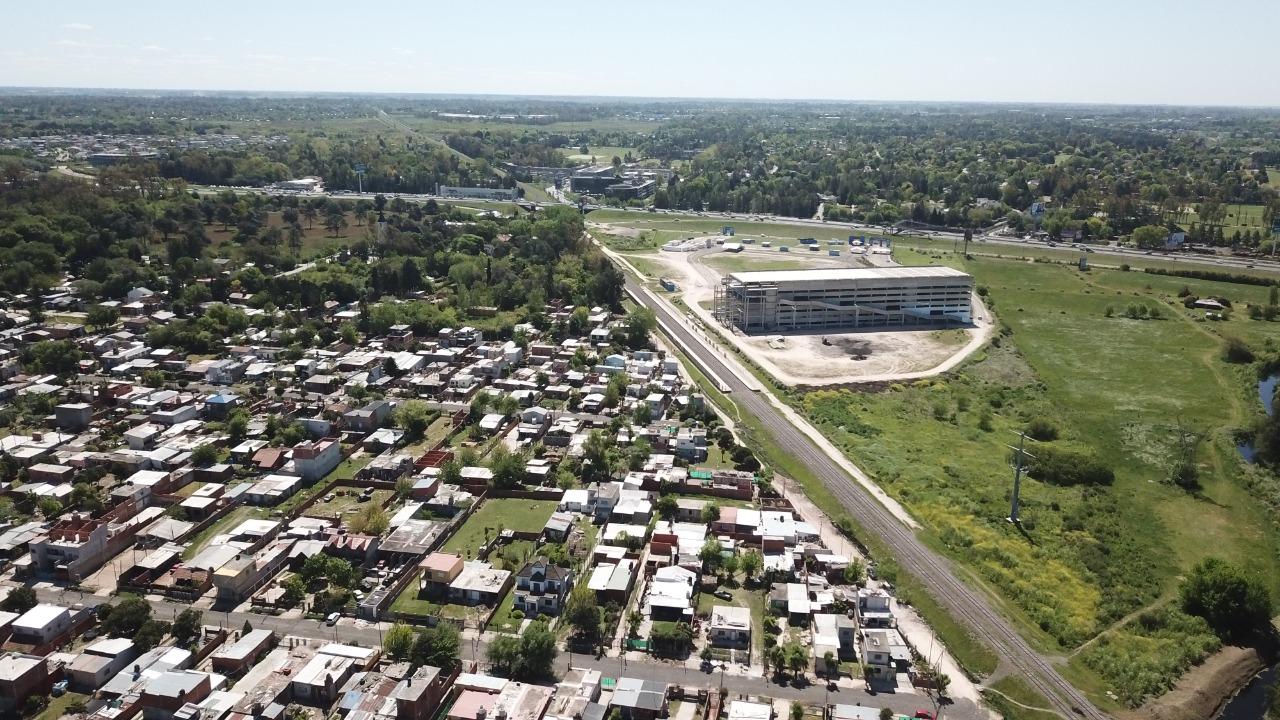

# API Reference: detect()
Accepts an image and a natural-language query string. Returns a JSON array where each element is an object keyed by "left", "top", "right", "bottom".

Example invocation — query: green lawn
[
  {"left": 562, "top": 146, "right": 639, "bottom": 165},
  {"left": 620, "top": 254, "right": 669, "bottom": 279},
  {"left": 389, "top": 580, "right": 476, "bottom": 621},
  {"left": 305, "top": 488, "right": 394, "bottom": 520},
  {"left": 440, "top": 499, "right": 559, "bottom": 557},
  {"left": 36, "top": 691, "right": 87, "bottom": 720},
  {"left": 983, "top": 677, "right": 1063, "bottom": 720},
  {"left": 328, "top": 455, "right": 371, "bottom": 482},
  {"left": 703, "top": 254, "right": 815, "bottom": 273},
  {"left": 1265, "top": 167, "right": 1280, "bottom": 190},
  {"left": 697, "top": 583, "right": 766, "bottom": 656},
  {"left": 488, "top": 587, "right": 524, "bottom": 634},
  {"left": 1165, "top": 203, "right": 1272, "bottom": 243},
  {"left": 403, "top": 416, "right": 455, "bottom": 456},
  {"left": 517, "top": 182, "right": 554, "bottom": 203},
  {"left": 182, "top": 505, "right": 258, "bottom": 560}
]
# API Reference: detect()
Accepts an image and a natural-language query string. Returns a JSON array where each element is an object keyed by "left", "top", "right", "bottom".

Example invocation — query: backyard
[
  {"left": 304, "top": 488, "right": 394, "bottom": 521},
  {"left": 439, "top": 498, "right": 559, "bottom": 556}
]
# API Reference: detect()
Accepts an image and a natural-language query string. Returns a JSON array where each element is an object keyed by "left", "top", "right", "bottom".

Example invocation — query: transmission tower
[{"left": 1005, "top": 431, "right": 1035, "bottom": 525}]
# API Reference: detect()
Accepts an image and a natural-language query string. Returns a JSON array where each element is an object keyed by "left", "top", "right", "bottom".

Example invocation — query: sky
[{"left": 2, "top": 0, "right": 1279, "bottom": 107}]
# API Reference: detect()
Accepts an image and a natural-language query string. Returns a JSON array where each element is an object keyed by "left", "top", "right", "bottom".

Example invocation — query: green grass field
[
  {"left": 1168, "top": 202, "right": 1271, "bottom": 238},
  {"left": 517, "top": 182, "right": 554, "bottom": 203},
  {"left": 389, "top": 581, "right": 477, "bottom": 621},
  {"left": 440, "top": 499, "right": 559, "bottom": 556},
  {"left": 703, "top": 254, "right": 815, "bottom": 273},
  {"left": 304, "top": 489, "right": 394, "bottom": 520},
  {"left": 798, "top": 253, "right": 1280, "bottom": 706},
  {"left": 562, "top": 146, "right": 639, "bottom": 165},
  {"left": 620, "top": 254, "right": 669, "bottom": 279}
]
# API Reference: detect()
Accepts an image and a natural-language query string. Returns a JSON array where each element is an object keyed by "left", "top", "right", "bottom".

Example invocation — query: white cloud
[
  {"left": 141, "top": 45, "right": 166, "bottom": 52},
  {"left": 392, "top": 48, "right": 415, "bottom": 56},
  {"left": 61, "top": 22, "right": 93, "bottom": 31},
  {"left": 53, "top": 39, "right": 89, "bottom": 47}
]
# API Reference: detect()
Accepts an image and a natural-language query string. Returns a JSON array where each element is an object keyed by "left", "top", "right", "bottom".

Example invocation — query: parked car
[
  {"left": 326, "top": 612, "right": 340, "bottom": 626},
  {"left": 714, "top": 590, "right": 733, "bottom": 601}
]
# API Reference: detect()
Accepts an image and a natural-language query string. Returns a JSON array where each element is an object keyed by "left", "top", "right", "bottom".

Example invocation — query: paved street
[{"left": 28, "top": 585, "right": 985, "bottom": 719}]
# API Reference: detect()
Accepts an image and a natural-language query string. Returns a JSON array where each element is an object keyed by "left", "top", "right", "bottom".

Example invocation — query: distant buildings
[{"left": 568, "top": 166, "right": 657, "bottom": 199}]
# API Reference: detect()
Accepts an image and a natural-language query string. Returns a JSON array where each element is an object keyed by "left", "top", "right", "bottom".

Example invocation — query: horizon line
[{"left": 1, "top": 84, "right": 1279, "bottom": 112}]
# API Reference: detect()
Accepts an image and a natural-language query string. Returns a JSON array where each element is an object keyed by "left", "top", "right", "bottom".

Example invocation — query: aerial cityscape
[{"left": 0, "top": 4, "right": 1278, "bottom": 720}]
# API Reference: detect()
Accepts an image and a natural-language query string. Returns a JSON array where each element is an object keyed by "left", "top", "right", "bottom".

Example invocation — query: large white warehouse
[{"left": 712, "top": 266, "right": 973, "bottom": 332}]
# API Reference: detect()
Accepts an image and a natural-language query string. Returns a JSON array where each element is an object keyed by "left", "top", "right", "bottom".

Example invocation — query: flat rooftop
[{"left": 728, "top": 266, "right": 970, "bottom": 284}]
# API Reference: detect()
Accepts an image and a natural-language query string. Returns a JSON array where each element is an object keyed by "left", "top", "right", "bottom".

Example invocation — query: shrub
[
  {"left": 1024, "top": 446, "right": 1114, "bottom": 486},
  {"left": 1222, "top": 337, "right": 1255, "bottom": 364},
  {"left": 1180, "top": 557, "right": 1272, "bottom": 643},
  {"left": 1024, "top": 417, "right": 1059, "bottom": 442}
]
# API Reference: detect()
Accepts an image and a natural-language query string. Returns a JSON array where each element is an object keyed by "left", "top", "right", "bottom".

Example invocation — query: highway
[{"left": 624, "top": 274, "right": 1107, "bottom": 720}]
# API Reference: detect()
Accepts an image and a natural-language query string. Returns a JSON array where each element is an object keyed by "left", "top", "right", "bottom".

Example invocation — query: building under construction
[{"left": 712, "top": 267, "right": 973, "bottom": 332}]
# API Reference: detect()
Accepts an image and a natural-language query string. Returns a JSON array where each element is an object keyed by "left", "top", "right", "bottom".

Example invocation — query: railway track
[{"left": 626, "top": 275, "right": 1107, "bottom": 719}]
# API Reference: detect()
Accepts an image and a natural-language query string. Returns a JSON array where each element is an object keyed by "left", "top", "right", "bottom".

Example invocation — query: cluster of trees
[
  {"left": 1179, "top": 557, "right": 1272, "bottom": 643},
  {"left": 98, "top": 595, "right": 172, "bottom": 651},
  {"left": 639, "top": 106, "right": 1280, "bottom": 232},
  {"left": 487, "top": 620, "right": 558, "bottom": 679},
  {"left": 380, "top": 621, "right": 463, "bottom": 668}
]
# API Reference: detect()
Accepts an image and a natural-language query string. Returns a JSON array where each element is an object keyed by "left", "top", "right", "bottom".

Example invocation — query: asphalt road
[{"left": 624, "top": 275, "right": 1107, "bottom": 720}]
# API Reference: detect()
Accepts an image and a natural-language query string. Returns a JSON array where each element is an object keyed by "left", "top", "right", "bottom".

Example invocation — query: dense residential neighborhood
[
  {"left": 0, "top": 265, "right": 962, "bottom": 720},
  {"left": 5, "top": 9, "right": 1280, "bottom": 714}
]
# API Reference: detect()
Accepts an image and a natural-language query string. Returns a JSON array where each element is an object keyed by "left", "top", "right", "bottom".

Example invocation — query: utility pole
[
  {"left": 354, "top": 163, "right": 367, "bottom": 194},
  {"left": 1005, "top": 431, "right": 1035, "bottom": 525}
]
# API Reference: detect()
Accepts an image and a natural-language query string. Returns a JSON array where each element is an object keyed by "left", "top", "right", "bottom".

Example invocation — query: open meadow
[{"left": 798, "top": 247, "right": 1280, "bottom": 707}]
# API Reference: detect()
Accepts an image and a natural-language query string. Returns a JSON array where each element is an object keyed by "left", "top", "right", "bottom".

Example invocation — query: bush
[
  {"left": 1180, "top": 557, "right": 1272, "bottom": 643},
  {"left": 1024, "top": 446, "right": 1114, "bottom": 486},
  {"left": 1222, "top": 337, "right": 1255, "bottom": 364},
  {"left": 1024, "top": 417, "right": 1059, "bottom": 442}
]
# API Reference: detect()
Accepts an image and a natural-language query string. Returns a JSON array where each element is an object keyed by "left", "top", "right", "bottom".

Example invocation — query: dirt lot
[
  {"left": 1139, "top": 645, "right": 1266, "bottom": 720},
  {"left": 610, "top": 237, "right": 991, "bottom": 387},
  {"left": 739, "top": 329, "right": 971, "bottom": 383}
]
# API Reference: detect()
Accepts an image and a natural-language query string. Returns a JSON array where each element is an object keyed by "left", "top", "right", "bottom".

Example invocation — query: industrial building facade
[{"left": 712, "top": 267, "right": 973, "bottom": 332}]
